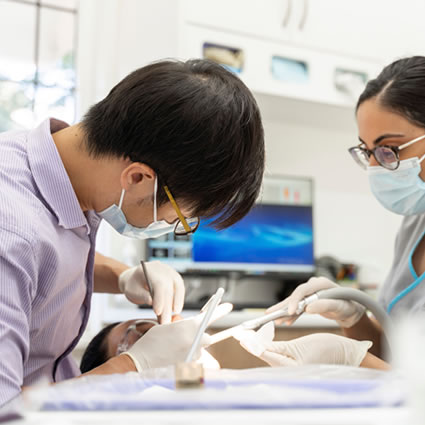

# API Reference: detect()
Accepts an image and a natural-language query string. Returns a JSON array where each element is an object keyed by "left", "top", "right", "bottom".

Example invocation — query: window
[{"left": 0, "top": 0, "right": 78, "bottom": 131}]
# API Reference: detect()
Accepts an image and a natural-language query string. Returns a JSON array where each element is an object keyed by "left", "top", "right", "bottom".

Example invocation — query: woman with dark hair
[{"left": 245, "top": 56, "right": 425, "bottom": 369}]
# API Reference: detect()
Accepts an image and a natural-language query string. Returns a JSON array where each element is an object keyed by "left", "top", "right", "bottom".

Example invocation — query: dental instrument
[
  {"left": 140, "top": 260, "right": 154, "bottom": 298},
  {"left": 208, "top": 293, "right": 319, "bottom": 345},
  {"left": 185, "top": 287, "right": 225, "bottom": 363}
]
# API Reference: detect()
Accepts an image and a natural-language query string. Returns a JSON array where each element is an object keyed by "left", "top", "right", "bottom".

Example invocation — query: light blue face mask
[
  {"left": 367, "top": 155, "right": 425, "bottom": 216},
  {"left": 98, "top": 177, "right": 175, "bottom": 239}
]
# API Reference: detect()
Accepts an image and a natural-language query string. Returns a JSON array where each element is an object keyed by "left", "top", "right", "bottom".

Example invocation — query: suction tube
[{"left": 316, "top": 287, "right": 393, "bottom": 361}]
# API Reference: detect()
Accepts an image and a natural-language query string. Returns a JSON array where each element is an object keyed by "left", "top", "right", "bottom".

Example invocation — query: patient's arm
[
  {"left": 80, "top": 354, "right": 137, "bottom": 377},
  {"left": 360, "top": 352, "right": 390, "bottom": 370},
  {"left": 343, "top": 314, "right": 385, "bottom": 358}
]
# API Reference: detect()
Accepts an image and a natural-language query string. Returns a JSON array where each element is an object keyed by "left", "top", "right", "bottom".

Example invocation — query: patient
[
  {"left": 80, "top": 319, "right": 157, "bottom": 373},
  {"left": 80, "top": 317, "right": 220, "bottom": 373},
  {"left": 80, "top": 318, "right": 384, "bottom": 373}
]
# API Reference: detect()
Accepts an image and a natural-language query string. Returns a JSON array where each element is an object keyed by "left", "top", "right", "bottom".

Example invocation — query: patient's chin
[{"left": 198, "top": 349, "right": 220, "bottom": 370}]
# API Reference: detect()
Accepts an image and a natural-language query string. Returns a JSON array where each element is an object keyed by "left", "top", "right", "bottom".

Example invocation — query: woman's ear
[{"left": 120, "top": 163, "right": 156, "bottom": 191}]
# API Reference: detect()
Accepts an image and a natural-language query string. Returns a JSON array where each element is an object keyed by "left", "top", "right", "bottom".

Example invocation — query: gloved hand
[
  {"left": 119, "top": 261, "right": 185, "bottom": 324},
  {"left": 268, "top": 277, "right": 366, "bottom": 328},
  {"left": 237, "top": 331, "right": 372, "bottom": 368},
  {"left": 122, "top": 303, "right": 233, "bottom": 371}
]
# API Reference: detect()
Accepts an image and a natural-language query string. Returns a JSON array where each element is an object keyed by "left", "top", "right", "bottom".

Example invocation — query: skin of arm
[
  {"left": 80, "top": 353, "right": 137, "bottom": 376},
  {"left": 360, "top": 352, "right": 391, "bottom": 370},
  {"left": 343, "top": 313, "right": 385, "bottom": 358},
  {"left": 93, "top": 252, "right": 129, "bottom": 293}
]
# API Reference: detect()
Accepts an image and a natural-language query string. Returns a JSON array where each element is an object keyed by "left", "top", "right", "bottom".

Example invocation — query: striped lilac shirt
[{"left": 0, "top": 118, "right": 100, "bottom": 406}]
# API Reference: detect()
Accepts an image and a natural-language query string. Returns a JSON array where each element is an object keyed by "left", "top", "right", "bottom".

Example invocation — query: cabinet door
[
  {"left": 181, "top": 0, "right": 291, "bottom": 42},
  {"left": 294, "top": 0, "right": 425, "bottom": 62},
  {"left": 370, "top": 0, "right": 425, "bottom": 63}
]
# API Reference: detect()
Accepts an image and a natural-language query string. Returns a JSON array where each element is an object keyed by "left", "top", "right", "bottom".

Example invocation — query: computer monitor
[{"left": 146, "top": 175, "right": 314, "bottom": 276}]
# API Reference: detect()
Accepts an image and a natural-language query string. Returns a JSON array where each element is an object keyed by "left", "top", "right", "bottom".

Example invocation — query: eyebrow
[{"left": 358, "top": 133, "right": 405, "bottom": 147}]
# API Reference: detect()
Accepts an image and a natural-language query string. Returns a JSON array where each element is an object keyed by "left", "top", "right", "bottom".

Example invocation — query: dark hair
[
  {"left": 357, "top": 56, "right": 425, "bottom": 129},
  {"left": 81, "top": 59, "right": 265, "bottom": 229},
  {"left": 80, "top": 322, "right": 119, "bottom": 373}
]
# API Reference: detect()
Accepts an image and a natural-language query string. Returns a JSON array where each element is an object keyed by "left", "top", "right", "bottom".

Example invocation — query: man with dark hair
[
  {"left": 80, "top": 322, "right": 122, "bottom": 374},
  {"left": 80, "top": 317, "right": 219, "bottom": 373},
  {"left": 0, "top": 58, "right": 264, "bottom": 406},
  {"left": 80, "top": 320, "right": 155, "bottom": 374}
]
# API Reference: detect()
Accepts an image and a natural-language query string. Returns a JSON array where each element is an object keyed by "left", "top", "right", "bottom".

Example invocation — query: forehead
[{"left": 356, "top": 99, "right": 415, "bottom": 138}]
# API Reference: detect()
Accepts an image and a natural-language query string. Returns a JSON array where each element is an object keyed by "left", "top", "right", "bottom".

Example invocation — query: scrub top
[
  {"left": 0, "top": 119, "right": 100, "bottom": 406},
  {"left": 379, "top": 213, "right": 425, "bottom": 316}
]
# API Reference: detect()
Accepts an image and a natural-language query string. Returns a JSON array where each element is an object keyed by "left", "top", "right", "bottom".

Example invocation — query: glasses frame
[
  {"left": 163, "top": 185, "right": 200, "bottom": 236},
  {"left": 116, "top": 319, "right": 157, "bottom": 356},
  {"left": 348, "top": 134, "right": 425, "bottom": 170}
]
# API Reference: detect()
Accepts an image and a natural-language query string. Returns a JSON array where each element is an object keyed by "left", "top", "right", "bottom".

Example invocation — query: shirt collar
[{"left": 27, "top": 118, "right": 92, "bottom": 233}]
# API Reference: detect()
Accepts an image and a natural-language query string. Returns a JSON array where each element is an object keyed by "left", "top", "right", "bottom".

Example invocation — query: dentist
[{"left": 0, "top": 58, "right": 265, "bottom": 405}]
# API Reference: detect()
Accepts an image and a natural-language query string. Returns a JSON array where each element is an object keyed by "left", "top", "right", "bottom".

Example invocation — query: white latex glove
[
  {"left": 232, "top": 322, "right": 276, "bottom": 356},
  {"left": 199, "top": 349, "right": 220, "bottom": 370},
  {"left": 237, "top": 331, "right": 372, "bottom": 368},
  {"left": 267, "top": 277, "right": 366, "bottom": 328},
  {"left": 122, "top": 303, "right": 233, "bottom": 371},
  {"left": 118, "top": 261, "right": 185, "bottom": 324}
]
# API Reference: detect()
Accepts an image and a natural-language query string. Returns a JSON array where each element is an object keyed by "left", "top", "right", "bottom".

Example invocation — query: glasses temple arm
[{"left": 163, "top": 185, "right": 191, "bottom": 233}]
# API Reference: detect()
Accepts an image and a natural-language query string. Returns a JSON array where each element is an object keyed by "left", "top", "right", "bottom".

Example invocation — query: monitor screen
[{"left": 147, "top": 176, "right": 314, "bottom": 276}]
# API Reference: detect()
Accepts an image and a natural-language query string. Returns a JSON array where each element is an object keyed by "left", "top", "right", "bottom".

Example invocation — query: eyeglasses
[
  {"left": 116, "top": 319, "right": 157, "bottom": 356},
  {"left": 163, "top": 185, "right": 200, "bottom": 236},
  {"left": 348, "top": 134, "right": 425, "bottom": 170}
]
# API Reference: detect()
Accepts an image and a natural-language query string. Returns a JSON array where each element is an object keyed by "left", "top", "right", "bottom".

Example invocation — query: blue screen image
[{"left": 192, "top": 204, "right": 313, "bottom": 265}]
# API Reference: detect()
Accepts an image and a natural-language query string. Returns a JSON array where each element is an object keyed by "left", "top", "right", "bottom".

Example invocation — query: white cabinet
[
  {"left": 180, "top": 23, "right": 380, "bottom": 107},
  {"left": 181, "top": 0, "right": 425, "bottom": 63},
  {"left": 292, "top": 0, "right": 380, "bottom": 60},
  {"left": 181, "top": 0, "right": 292, "bottom": 42},
  {"left": 80, "top": 0, "right": 425, "bottom": 113},
  {"left": 178, "top": 0, "right": 383, "bottom": 109},
  {"left": 294, "top": 0, "right": 425, "bottom": 63}
]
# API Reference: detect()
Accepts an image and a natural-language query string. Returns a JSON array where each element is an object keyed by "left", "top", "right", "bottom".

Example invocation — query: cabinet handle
[
  {"left": 282, "top": 0, "right": 292, "bottom": 28},
  {"left": 299, "top": 0, "right": 309, "bottom": 31}
]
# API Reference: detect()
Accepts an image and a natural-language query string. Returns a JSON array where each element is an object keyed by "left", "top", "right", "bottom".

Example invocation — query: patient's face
[
  {"left": 106, "top": 319, "right": 157, "bottom": 358},
  {"left": 100, "top": 315, "right": 220, "bottom": 370}
]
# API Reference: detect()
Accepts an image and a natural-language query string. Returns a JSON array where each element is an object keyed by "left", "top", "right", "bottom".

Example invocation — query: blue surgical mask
[
  {"left": 98, "top": 177, "right": 175, "bottom": 239},
  {"left": 367, "top": 155, "right": 425, "bottom": 215}
]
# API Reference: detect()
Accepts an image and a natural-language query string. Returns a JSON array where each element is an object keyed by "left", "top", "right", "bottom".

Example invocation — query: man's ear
[{"left": 120, "top": 163, "right": 156, "bottom": 192}]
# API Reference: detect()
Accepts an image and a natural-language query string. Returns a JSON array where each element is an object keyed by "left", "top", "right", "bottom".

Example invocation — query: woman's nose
[{"left": 369, "top": 154, "right": 379, "bottom": 167}]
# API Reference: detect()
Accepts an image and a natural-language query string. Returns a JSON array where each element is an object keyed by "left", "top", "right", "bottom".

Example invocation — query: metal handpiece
[
  {"left": 238, "top": 307, "right": 294, "bottom": 331},
  {"left": 208, "top": 293, "right": 320, "bottom": 346}
]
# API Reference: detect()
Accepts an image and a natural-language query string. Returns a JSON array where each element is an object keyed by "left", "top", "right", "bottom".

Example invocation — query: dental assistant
[
  {"left": 249, "top": 55, "right": 425, "bottom": 369},
  {"left": 0, "top": 59, "right": 265, "bottom": 406}
]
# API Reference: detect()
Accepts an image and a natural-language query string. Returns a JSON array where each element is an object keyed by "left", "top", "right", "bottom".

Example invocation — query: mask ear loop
[
  {"left": 118, "top": 189, "right": 126, "bottom": 209},
  {"left": 153, "top": 176, "right": 158, "bottom": 222},
  {"left": 419, "top": 152, "right": 425, "bottom": 163}
]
